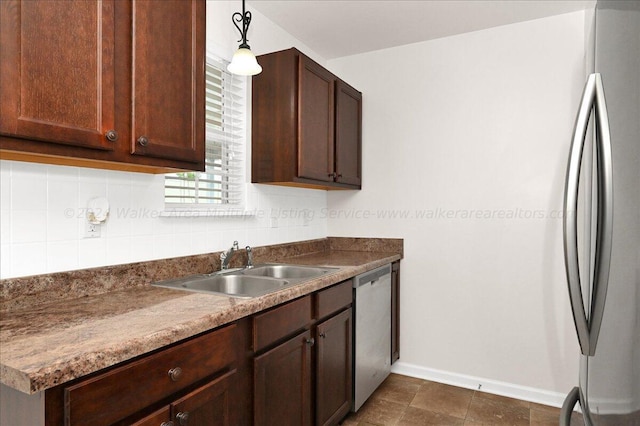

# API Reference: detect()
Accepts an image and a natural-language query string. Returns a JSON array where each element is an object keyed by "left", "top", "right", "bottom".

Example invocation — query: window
[{"left": 164, "top": 54, "right": 245, "bottom": 207}]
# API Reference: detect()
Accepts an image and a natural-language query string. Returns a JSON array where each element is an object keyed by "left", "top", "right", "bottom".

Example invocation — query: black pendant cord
[{"left": 232, "top": 0, "right": 252, "bottom": 49}]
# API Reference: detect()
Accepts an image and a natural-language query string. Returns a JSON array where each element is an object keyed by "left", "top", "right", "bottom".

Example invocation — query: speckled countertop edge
[{"left": 1, "top": 238, "right": 402, "bottom": 395}]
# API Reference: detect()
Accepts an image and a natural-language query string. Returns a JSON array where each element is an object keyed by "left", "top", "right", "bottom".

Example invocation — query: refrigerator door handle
[
  {"left": 563, "top": 74, "right": 597, "bottom": 356},
  {"left": 587, "top": 73, "right": 613, "bottom": 355},
  {"left": 560, "top": 387, "right": 580, "bottom": 426}
]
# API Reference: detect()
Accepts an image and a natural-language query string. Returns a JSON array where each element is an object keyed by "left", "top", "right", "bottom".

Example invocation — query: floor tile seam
[{"left": 463, "top": 389, "right": 477, "bottom": 422}]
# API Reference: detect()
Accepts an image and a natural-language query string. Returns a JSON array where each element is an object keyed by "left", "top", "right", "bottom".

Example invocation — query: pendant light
[{"left": 227, "top": 0, "right": 262, "bottom": 76}]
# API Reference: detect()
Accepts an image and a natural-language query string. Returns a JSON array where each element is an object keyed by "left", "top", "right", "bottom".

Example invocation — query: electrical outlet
[{"left": 85, "top": 222, "right": 101, "bottom": 238}]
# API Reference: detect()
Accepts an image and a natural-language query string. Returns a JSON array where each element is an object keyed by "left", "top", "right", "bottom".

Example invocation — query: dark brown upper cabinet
[
  {"left": 0, "top": 0, "right": 205, "bottom": 173},
  {"left": 252, "top": 48, "right": 362, "bottom": 190}
]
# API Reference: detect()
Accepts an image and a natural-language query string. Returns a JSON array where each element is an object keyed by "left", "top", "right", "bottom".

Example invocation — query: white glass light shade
[{"left": 227, "top": 47, "right": 262, "bottom": 76}]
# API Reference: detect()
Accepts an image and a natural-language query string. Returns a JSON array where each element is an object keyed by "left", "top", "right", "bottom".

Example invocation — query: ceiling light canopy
[{"left": 227, "top": 0, "right": 262, "bottom": 76}]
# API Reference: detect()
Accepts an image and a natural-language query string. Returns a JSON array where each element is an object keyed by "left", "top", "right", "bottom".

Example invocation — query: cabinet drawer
[
  {"left": 253, "top": 296, "right": 312, "bottom": 352},
  {"left": 315, "top": 279, "right": 353, "bottom": 320},
  {"left": 65, "top": 324, "right": 236, "bottom": 426}
]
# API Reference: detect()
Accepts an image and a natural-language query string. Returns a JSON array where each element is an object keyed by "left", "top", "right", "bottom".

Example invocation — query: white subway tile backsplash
[
  {"left": 105, "top": 236, "right": 133, "bottom": 265},
  {"left": 48, "top": 212, "right": 79, "bottom": 243},
  {"left": 78, "top": 237, "right": 107, "bottom": 269},
  {"left": 190, "top": 230, "right": 215, "bottom": 255},
  {"left": 11, "top": 242, "right": 47, "bottom": 277},
  {"left": 0, "top": 160, "right": 329, "bottom": 279},
  {"left": 47, "top": 164, "right": 78, "bottom": 181},
  {"left": 105, "top": 184, "right": 132, "bottom": 237},
  {"left": 12, "top": 176, "right": 47, "bottom": 211},
  {"left": 0, "top": 244, "right": 11, "bottom": 277},
  {"left": 152, "top": 217, "right": 175, "bottom": 236},
  {"left": 46, "top": 240, "right": 79, "bottom": 273},
  {"left": 106, "top": 170, "right": 135, "bottom": 186},
  {"left": 78, "top": 167, "right": 108, "bottom": 183},
  {"left": 47, "top": 180, "right": 79, "bottom": 242},
  {"left": 78, "top": 181, "right": 108, "bottom": 227},
  {"left": 12, "top": 210, "right": 47, "bottom": 244},
  {"left": 152, "top": 234, "right": 182, "bottom": 259},
  {"left": 129, "top": 235, "right": 157, "bottom": 263},
  {"left": 0, "top": 210, "right": 10, "bottom": 246},
  {"left": 0, "top": 163, "right": 11, "bottom": 211},
  {"left": 11, "top": 161, "right": 49, "bottom": 179}
]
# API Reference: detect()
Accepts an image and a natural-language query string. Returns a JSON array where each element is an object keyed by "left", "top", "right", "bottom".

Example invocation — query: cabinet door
[
  {"left": 335, "top": 81, "right": 362, "bottom": 187},
  {"left": 316, "top": 309, "right": 352, "bottom": 426},
  {"left": 298, "top": 56, "right": 335, "bottom": 182},
  {"left": 130, "top": 0, "right": 204, "bottom": 166},
  {"left": 254, "top": 330, "right": 313, "bottom": 426},
  {"left": 170, "top": 370, "right": 236, "bottom": 426},
  {"left": 0, "top": 0, "right": 116, "bottom": 150}
]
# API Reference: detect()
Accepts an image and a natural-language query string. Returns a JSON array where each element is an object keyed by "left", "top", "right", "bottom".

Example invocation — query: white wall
[
  {"left": 0, "top": 1, "right": 328, "bottom": 279},
  {"left": 326, "top": 11, "right": 589, "bottom": 399}
]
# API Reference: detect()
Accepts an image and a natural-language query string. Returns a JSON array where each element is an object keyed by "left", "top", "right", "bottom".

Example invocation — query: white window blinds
[{"left": 164, "top": 54, "right": 245, "bottom": 206}]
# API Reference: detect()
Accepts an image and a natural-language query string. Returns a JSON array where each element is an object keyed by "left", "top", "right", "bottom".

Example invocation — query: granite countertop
[{"left": 0, "top": 238, "right": 402, "bottom": 395}]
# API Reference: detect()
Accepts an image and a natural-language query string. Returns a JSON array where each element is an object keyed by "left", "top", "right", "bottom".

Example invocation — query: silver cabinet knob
[
  {"left": 176, "top": 411, "right": 189, "bottom": 426},
  {"left": 105, "top": 130, "right": 118, "bottom": 142},
  {"left": 168, "top": 367, "right": 182, "bottom": 382},
  {"left": 306, "top": 337, "right": 315, "bottom": 346},
  {"left": 137, "top": 136, "right": 149, "bottom": 146}
]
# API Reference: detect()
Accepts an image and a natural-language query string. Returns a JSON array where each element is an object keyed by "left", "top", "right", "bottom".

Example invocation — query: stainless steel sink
[
  {"left": 243, "top": 264, "right": 334, "bottom": 279},
  {"left": 152, "top": 274, "right": 290, "bottom": 299},
  {"left": 151, "top": 264, "right": 337, "bottom": 298}
]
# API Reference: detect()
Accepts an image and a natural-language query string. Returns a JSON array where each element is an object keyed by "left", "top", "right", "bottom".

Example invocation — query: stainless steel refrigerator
[{"left": 560, "top": 1, "right": 639, "bottom": 425}]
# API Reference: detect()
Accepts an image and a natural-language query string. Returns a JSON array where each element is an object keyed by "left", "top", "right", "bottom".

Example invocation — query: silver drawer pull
[
  {"left": 168, "top": 367, "right": 182, "bottom": 381},
  {"left": 176, "top": 411, "right": 189, "bottom": 426},
  {"left": 105, "top": 129, "right": 118, "bottom": 142}
]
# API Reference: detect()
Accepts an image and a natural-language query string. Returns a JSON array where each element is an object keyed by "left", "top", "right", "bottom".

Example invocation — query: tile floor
[{"left": 341, "top": 373, "right": 568, "bottom": 426}]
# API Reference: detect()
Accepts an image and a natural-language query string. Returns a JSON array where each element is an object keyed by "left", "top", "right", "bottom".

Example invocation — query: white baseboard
[{"left": 391, "top": 361, "right": 568, "bottom": 409}]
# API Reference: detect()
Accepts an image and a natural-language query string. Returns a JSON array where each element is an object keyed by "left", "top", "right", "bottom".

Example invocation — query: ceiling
[{"left": 247, "top": 0, "right": 595, "bottom": 59}]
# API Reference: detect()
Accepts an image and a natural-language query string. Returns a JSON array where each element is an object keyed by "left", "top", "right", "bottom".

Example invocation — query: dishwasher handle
[{"left": 354, "top": 264, "right": 392, "bottom": 288}]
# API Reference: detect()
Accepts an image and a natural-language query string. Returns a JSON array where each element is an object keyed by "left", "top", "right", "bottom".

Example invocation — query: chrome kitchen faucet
[
  {"left": 220, "top": 241, "right": 239, "bottom": 270},
  {"left": 245, "top": 246, "right": 254, "bottom": 268}
]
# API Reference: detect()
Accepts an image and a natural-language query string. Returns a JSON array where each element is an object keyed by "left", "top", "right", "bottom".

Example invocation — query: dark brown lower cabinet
[
  {"left": 316, "top": 308, "right": 352, "bottom": 426},
  {"left": 254, "top": 330, "right": 313, "bottom": 426},
  {"left": 254, "top": 280, "right": 354, "bottom": 426},
  {"left": 169, "top": 369, "right": 236, "bottom": 426},
  {"left": 130, "top": 370, "right": 235, "bottom": 426}
]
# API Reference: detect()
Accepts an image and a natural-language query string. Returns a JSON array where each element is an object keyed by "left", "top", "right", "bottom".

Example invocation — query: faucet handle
[
  {"left": 245, "top": 246, "right": 253, "bottom": 268},
  {"left": 232, "top": 240, "right": 239, "bottom": 250}
]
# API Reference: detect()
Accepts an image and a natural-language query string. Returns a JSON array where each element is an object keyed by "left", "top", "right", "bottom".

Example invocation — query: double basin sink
[{"left": 152, "top": 264, "right": 338, "bottom": 299}]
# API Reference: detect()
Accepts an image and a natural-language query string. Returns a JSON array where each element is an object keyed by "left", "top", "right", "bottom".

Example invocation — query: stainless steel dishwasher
[{"left": 352, "top": 263, "right": 392, "bottom": 412}]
